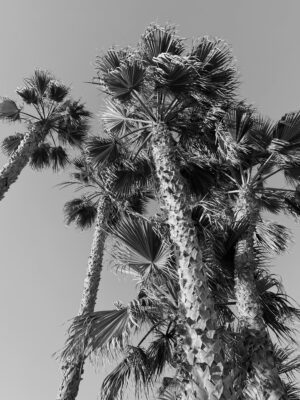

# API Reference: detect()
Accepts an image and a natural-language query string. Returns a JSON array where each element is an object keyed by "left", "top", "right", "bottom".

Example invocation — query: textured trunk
[
  {"left": 57, "top": 196, "right": 111, "bottom": 400},
  {"left": 0, "top": 126, "right": 44, "bottom": 201},
  {"left": 151, "top": 126, "right": 230, "bottom": 400},
  {"left": 234, "top": 189, "right": 284, "bottom": 400}
]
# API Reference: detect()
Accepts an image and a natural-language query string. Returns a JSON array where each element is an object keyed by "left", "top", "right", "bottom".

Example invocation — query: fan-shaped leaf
[
  {"left": 1, "top": 133, "right": 24, "bottom": 155},
  {"left": 16, "top": 87, "right": 38, "bottom": 104},
  {"left": 64, "top": 197, "right": 97, "bottom": 229},
  {"left": 86, "top": 136, "right": 120, "bottom": 167},
  {"left": 29, "top": 143, "right": 51, "bottom": 169},
  {"left": 110, "top": 216, "right": 172, "bottom": 281},
  {"left": 50, "top": 146, "right": 68, "bottom": 171},
  {"left": 0, "top": 99, "right": 20, "bottom": 121},
  {"left": 105, "top": 61, "right": 145, "bottom": 100},
  {"left": 48, "top": 81, "right": 69, "bottom": 102}
]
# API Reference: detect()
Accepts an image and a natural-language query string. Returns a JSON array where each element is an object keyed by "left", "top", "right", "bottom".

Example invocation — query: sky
[{"left": 0, "top": 1, "right": 300, "bottom": 399}]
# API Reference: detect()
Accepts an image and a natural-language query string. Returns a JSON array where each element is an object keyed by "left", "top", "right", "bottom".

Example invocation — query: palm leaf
[
  {"left": 274, "top": 111, "right": 300, "bottom": 144},
  {"left": 48, "top": 81, "right": 69, "bottom": 102},
  {"left": 64, "top": 197, "right": 97, "bottom": 229},
  {"left": 104, "top": 61, "right": 145, "bottom": 100},
  {"left": 50, "top": 146, "right": 69, "bottom": 171},
  {"left": 101, "top": 346, "right": 151, "bottom": 400},
  {"left": 25, "top": 69, "right": 52, "bottom": 96},
  {"left": 0, "top": 98, "right": 20, "bottom": 121},
  {"left": 16, "top": 87, "right": 38, "bottom": 104},
  {"left": 86, "top": 136, "right": 120, "bottom": 167},
  {"left": 142, "top": 24, "right": 184, "bottom": 62},
  {"left": 1, "top": 133, "right": 24, "bottom": 155},
  {"left": 110, "top": 216, "right": 173, "bottom": 281},
  {"left": 95, "top": 48, "right": 128, "bottom": 75},
  {"left": 255, "top": 220, "right": 291, "bottom": 254},
  {"left": 29, "top": 143, "right": 51, "bottom": 169},
  {"left": 147, "top": 328, "right": 175, "bottom": 376}
]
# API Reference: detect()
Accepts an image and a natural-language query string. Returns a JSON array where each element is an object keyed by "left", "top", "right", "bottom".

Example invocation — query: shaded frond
[
  {"left": 50, "top": 146, "right": 68, "bottom": 171},
  {"left": 16, "top": 87, "right": 38, "bottom": 104},
  {"left": 1, "top": 133, "right": 24, "bottom": 155},
  {"left": 29, "top": 143, "right": 51, "bottom": 169},
  {"left": 48, "top": 81, "right": 69, "bottom": 102},
  {"left": 64, "top": 197, "right": 97, "bottom": 229},
  {"left": 104, "top": 61, "right": 145, "bottom": 100},
  {"left": 0, "top": 98, "right": 20, "bottom": 121},
  {"left": 101, "top": 346, "right": 151, "bottom": 400},
  {"left": 142, "top": 24, "right": 184, "bottom": 62},
  {"left": 25, "top": 69, "right": 52, "bottom": 96},
  {"left": 86, "top": 136, "right": 121, "bottom": 167},
  {"left": 255, "top": 220, "right": 291, "bottom": 254}
]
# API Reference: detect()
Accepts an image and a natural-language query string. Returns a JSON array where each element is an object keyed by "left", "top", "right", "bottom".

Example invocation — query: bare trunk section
[
  {"left": 57, "top": 196, "right": 111, "bottom": 400},
  {"left": 0, "top": 126, "right": 44, "bottom": 201},
  {"left": 151, "top": 126, "right": 230, "bottom": 400},
  {"left": 234, "top": 189, "right": 284, "bottom": 400}
]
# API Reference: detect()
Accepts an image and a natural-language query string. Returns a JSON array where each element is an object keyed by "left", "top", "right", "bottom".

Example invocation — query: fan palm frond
[
  {"left": 86, "top": 136, "right": 121, "bottom": 167},
  {"left": 274, "top": 345, "right": 300, "bottom": 381},
  {"left": 48, "top": 81, "right": 69, "bottom": 102},
  {"left": 29, "top": 143, "right": 51, "bottom": 169},
  {"left": 104, "top": 61, "right": 145, "bottom": 100},
  {"left": 95, "top": 48, "right": 128, "bottom": 75},
  {"left": 64, "top": 197, "right": 97, "bottom": 229},
  {"left": 142, "top": 24, "right": 184, "bottom": 62},
  {"left": 147, "top": 327, "right": 175, "bottom": 376},
  {"left": 50, "top": 146, "right": 68, "bottom": 171},
  {"left": 16, "top": 87, "right": 38, "bottom": 105},
  {"left": 1, "top": 133, "right": 24, "bottom": 155},
  {"left": 101, "top": 346, "right": 151, "bottom": 400},
  {"left": 0, "top": 98, "right": 21, "bottom": 121},
  {"left": 255, "top": 220, "right": 291, "bottom": 254},
  {"left": 110, "top": 216, "right": 173, "bottom": 282},
  {"left": 25, "top": 69, "right": 52, "bottom": 96}
]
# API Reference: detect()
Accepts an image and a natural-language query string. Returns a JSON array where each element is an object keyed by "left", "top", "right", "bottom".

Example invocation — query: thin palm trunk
[
  {"left": 234, "top": 190, "right": 284, "bottom": 400},
  {"left": 57, "top": 196, "right": 111, "bottom": 400},
  {"left": 151, "top": 126, "right": 230, "bottom": 400},
  {"left": 0, "top": 125, "right": 46, "bottom": 201}
]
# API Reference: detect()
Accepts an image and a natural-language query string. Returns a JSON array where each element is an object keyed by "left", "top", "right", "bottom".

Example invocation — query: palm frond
[
  {"left": 274, "top": 345, "right": 300, "bottom": 381},
  {"left": 29, "top": 143, "right": 51, "bottom": 169},
  {"left": 1, "top": 133, "right": 24, "bottom": 155},
  {"left": 190, "top": 36, "right": 238, "bottom": 100},
  {"left": 142, "top": 24, "right": 184, "bottom": 62},
  {"left": 16, "top": 87, "right": 38, "bottom": 104},
  {"left": 48, "top": 81, "right": 69, "bottom": 102},
  {"left": 25, "top": 69, "right": 52, "bottom": 96},
  {"left": 56, "top": 119, "right": 89, "bottom": 147},
  {"left": 61, "top": 308, "right": 132, "bottom": 361},
  {"left": 102, "top": 101, "right": 135, "bottom": 134},
  {"left": 282, "top": 381, "right": 300, "bottom": 400},
  {"left": 0, "top": 98, "right": 21, "bottom": 121},
  {"left": 274, "top": 111, "right": 300, "bottom": 144},
  {"left": 95, "top": 48, "right": 128, "bottom": 75},
  {"left": 50, "top": 146, "right": 69, "bottom": 171},
  {"left": 86, "top": 136, "right": 120, "bottom": 167},
  {"left": 147, "top": 328, "right": 175, "bottom": 376},
  {"left": 110, "top": 216, "right": 173, "bottom": 282},
  {"left": 101, "top": 346, "right": 151, "bottom": 400},
  {"left": 104, "top": 61, "right": 145, "bottom": 100},
  {"left": 255, "top": 220, "right": 291, "bottom": 254},
  {"left": 64, "top": 197, "right": 97, "bottom": 229}
]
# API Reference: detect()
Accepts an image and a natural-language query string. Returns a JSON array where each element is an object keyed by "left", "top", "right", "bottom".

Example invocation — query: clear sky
[{"left": 0, "top": 1, "right": 300, "bottom": 399}]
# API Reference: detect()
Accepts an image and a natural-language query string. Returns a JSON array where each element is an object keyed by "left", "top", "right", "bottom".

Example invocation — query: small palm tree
[{"left": 0, "top": 70, "right": 90, "bottom": 201}]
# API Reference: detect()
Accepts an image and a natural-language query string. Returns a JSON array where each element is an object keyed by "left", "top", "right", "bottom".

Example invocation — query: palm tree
[
  {"left": 0, "top": 70, "right": 90, "bottom": 202},
  {"left": 215, "top": 105, "right": 300, "bottom": 398},
  {"left": 60, "top": 213, "right": 300, "bottom": 400},
  {"left": 89, "top": 24, "right": 238, "bottom": 400},
  {"left": 57, "top": 143, "right": 153, "bottom": 400}
]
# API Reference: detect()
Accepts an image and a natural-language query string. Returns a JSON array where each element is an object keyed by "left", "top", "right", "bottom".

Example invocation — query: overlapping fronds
[
  {"left": 255, "top": 220, "right": 291, "bottom": 254},
  {"left": 101, "top": 345, "right": 151, "bottom": 400}
]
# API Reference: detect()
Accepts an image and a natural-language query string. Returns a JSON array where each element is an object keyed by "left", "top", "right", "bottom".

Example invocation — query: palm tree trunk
[
  {"left": 57, "top": 196, "right": 111, "bottom": 400},
  {"left": 0, "top": 126, "right": 44, "bottom": 201},
  {"left": 151, "top": 126, "right": 230, "bottom": 400},
  {"left": 234, "top": 190, "right": 284, "bottom": 400}
]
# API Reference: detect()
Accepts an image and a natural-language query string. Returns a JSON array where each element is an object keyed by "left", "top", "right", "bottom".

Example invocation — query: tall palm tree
[
  {"left": 57, "top": 142, "right": 153, "bottom": 400},
  {"left": 0, "top": 70, "right": 90, "bottom": 201},
  {"left": 89, "top": 24, "right": 238, "bottom": 400},
  {"left": 215, "top": 105, "right": 300, "bottom": 399}
]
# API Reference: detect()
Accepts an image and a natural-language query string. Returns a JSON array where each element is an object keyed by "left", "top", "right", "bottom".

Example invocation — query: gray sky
[{"left": 0, "top": 1, "right": 300, "bottom": 399}]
